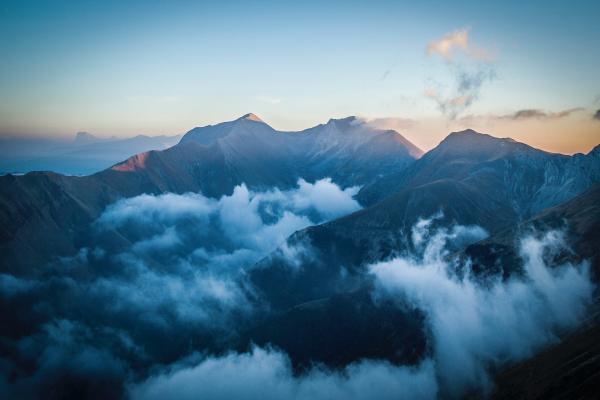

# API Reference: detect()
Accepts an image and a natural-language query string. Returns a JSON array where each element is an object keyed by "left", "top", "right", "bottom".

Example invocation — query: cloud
[
  {"left": 124, "top": 216, "right": 592, "bottom": 400},
  {"left": 129, "top": 347, "right": 437, "bottom": 400},
  {"left": 370, "top": 215, "right": 594, "bottom": 398},
  {"left": 364, "top": 117, "right": 416, "bottom": 132},
  {"left": 0, "top": 178, "right": 363, "bottom": 398},
  {"left": 379, "top": 69, "right": 391, "bottom": 81},
  {"left": 0, "top": 319, "right": 127, "bottom": 399},
  {"left": 594, "top": 109, "right": 600, "bottom": 121},
  {"left": 97, "top": 192, "right": 215, "bottom": 228},
  {"left": 425, "top": 28, "right": 496, "bottom": 119},
  {"left": 2, "top": 190, "right": 594, "bottom": 399},
  {"left": 426, "top": 28, "right": 492, "bottom": 62},
  {"left": 459, "top": 107, "right": 586, "bottom": 123},
  {"left": 90, "top": 178, "right": 362, "bottom": 326},
  {"left": 501, "top": 107, "right": 584, "bottom": 121},
  {"left": 424, "top": 67, "right": 496, "bottom": 119},
  {"left": 291, "top": 178, "right": 360, "bottom": 219}
]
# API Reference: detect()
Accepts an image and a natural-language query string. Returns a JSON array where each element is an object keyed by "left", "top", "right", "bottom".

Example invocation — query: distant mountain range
[{"left": 0, "top": 132, "right": 182, "bottom": 175}]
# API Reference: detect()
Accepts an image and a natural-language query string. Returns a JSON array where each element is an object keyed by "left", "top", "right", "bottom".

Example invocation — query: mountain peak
[
  {"left": 327, "top": 116, "right": 361, "bottom": 125},
  {"left": 435, "top": 128, "right": 549, "bottom": 160},
  {"left": 449, "top": 128, "right": 482, "bottom": 137},
  {"left": 73, "top": 131, "right": 99, "bottom": 144},
  {"left": 239, "top": 113, "right": 264, "bottom": 123},
  {"left": 442, "top": 129, "right": 502, "bottom": 144}
]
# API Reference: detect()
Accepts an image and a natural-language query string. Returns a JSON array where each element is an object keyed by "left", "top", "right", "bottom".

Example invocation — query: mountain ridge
[{"left": 0, "top": 114, "right": 423, "bottom": 272}]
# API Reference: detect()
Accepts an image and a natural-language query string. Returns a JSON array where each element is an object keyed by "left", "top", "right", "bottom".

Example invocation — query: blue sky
[{"left": 1, "top": 0, "right": 599, "bottom": 152}]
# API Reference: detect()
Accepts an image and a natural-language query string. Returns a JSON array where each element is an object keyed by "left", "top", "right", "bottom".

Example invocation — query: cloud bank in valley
[
  {"left": 125, "top": 214, "right": 594, "bottom": 400},
  {"left": 371, "top": 216, "right": 594, "bottom": 397},
  {"left": 130, "top": 347, "right": 437, "bottom": 400},
  {"left": 0, "top": 192, "right": 594, "bottom": 399},
  {"left": 0, "top": 178, "right": 361, "bottom": 399}
]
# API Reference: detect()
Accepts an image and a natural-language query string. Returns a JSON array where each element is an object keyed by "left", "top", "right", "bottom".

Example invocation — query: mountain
[
  {"left": 248, "top": 132, "right": 600, "bottom": 312},
  {"left": 241, "top": 184, "right": 600, "bottom": 374},
  {"left": 358, "top": 130, "right": 600, "bottom": 219},
  {"left": 473, "top": 185, "right": 600, "bottom": 400},
  {"left": 0, "top": 114, "right": 421, "bottom": 272},
  {"left": 179, "top": 113, "right": 422, "bottom": 188},
  {"left": 0, "top": 133, "right": 182, "bottom": 175},
  {"left": 491, "top": 304, "right": 600, "bottom": 400},
  {"left": 73, "top": 131, "right": 104, "bottom": 145},
  {"left": 96, "top": 114, "right": 421, "bottom": 197},
  {"left": 1, "top": 118, "right": 599, "bottom": 399},
  {"left": 464, "top": 183, "right": 600, "bottom": 280}
]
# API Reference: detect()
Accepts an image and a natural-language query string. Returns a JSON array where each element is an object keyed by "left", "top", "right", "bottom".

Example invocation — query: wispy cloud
[
  {"left": 424, "top": 67, "right": 496, "bottom": 119},
  {"left": 461, "top": 107, "right": 585, "bottom": 122},
  {"left": 364, "top": 117, "right": 416, "bottom": 132},
  {"left": 424, "top": 28, "right": 496, "bottom": 119},
  {"left": 426, "top": 28, "right": 492, "bottom": 62},
  {"left": 379, "top": 69, "right": 391, "bottom": 81},
  {"left": 507, "top": 108, "right": 584, "bottom": 120}
]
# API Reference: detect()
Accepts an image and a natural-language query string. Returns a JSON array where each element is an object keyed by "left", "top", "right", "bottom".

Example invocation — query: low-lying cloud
[
  {"left": 1, "top": 194, "right": 594, "bottom": 399},
  {"left": 0, "top": 178, "right": 361, "bottom": 399},
  {"left": 370, "top": 215, "right": 594, "bottom": 398},
  {"left": 126, "top": 215, "right": 593, "bottom": 400},
  {"left": 130, "top": 347, "right": 437, "bottom": 400}
]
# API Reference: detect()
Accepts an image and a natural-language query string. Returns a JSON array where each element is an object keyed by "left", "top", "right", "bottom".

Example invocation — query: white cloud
[
  {"left": 426, "top": 28, "right": 491, "bottom": 62},
  {"left": 425, "top": 28, "right": 496, "bottom": 119},
  {"left": 291, "top": 178, "right": 360, "bottom": 219},
  {"left": 86, "top": 178, "right": 362, "bottom": 328},
  {"left": 129, "top": 347, "right": 438, "bottom": 400},
  {"left": 370, "top": 216, "right": 594, "bottom": 397}
]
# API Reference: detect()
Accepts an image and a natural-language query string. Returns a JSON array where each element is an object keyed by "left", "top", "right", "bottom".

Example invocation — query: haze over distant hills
[{"left": 0, "top": 132, "right": 182, "bottom": 175}]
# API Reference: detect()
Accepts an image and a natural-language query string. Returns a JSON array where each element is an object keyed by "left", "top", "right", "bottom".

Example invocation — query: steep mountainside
[
  {"left": 251, "top": 145, "right": 600, "bottom": 314},
  {"left": 0, "top": 114, "right": 420, "bottom": 272},
  {"left": 470, "top": 185, "right": 600, "bottom": 400},
  {"left": 358, "top": 129, "right": 600, "bottom": 220},
  {"left": 464, "top": 183, "right": 600, "bottom": 280},
  {"left": 180, "top": 114, "right": 422, "bottom": 187},
  {"left": 242, "top": 184, "right": 600, "bottom": 373}
]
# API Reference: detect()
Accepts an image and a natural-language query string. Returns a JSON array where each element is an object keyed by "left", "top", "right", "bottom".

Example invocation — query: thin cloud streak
[{"left": 424, "top": 28, "right": 496, "bottom": 119}]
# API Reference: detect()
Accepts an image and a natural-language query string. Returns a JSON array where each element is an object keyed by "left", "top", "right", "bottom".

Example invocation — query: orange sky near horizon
[{"left": 370, "top": 115, "right": 600, "bottom": 156}]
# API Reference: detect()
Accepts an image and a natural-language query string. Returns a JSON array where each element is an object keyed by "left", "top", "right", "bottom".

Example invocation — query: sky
[{"left": 0, "top": 0, "right": 599, "bottom": 153}]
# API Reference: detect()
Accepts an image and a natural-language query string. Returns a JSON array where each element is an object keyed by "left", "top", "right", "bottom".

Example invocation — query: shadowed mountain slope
[
  {"left": 358, "top": 130, "right": 600, "bottom": 220},
  {"left": 0, "top": 114, "right": 420, "bottom": 272},
  {"left": 242, "top": 183, "right": 600, "bottom": 376}
]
